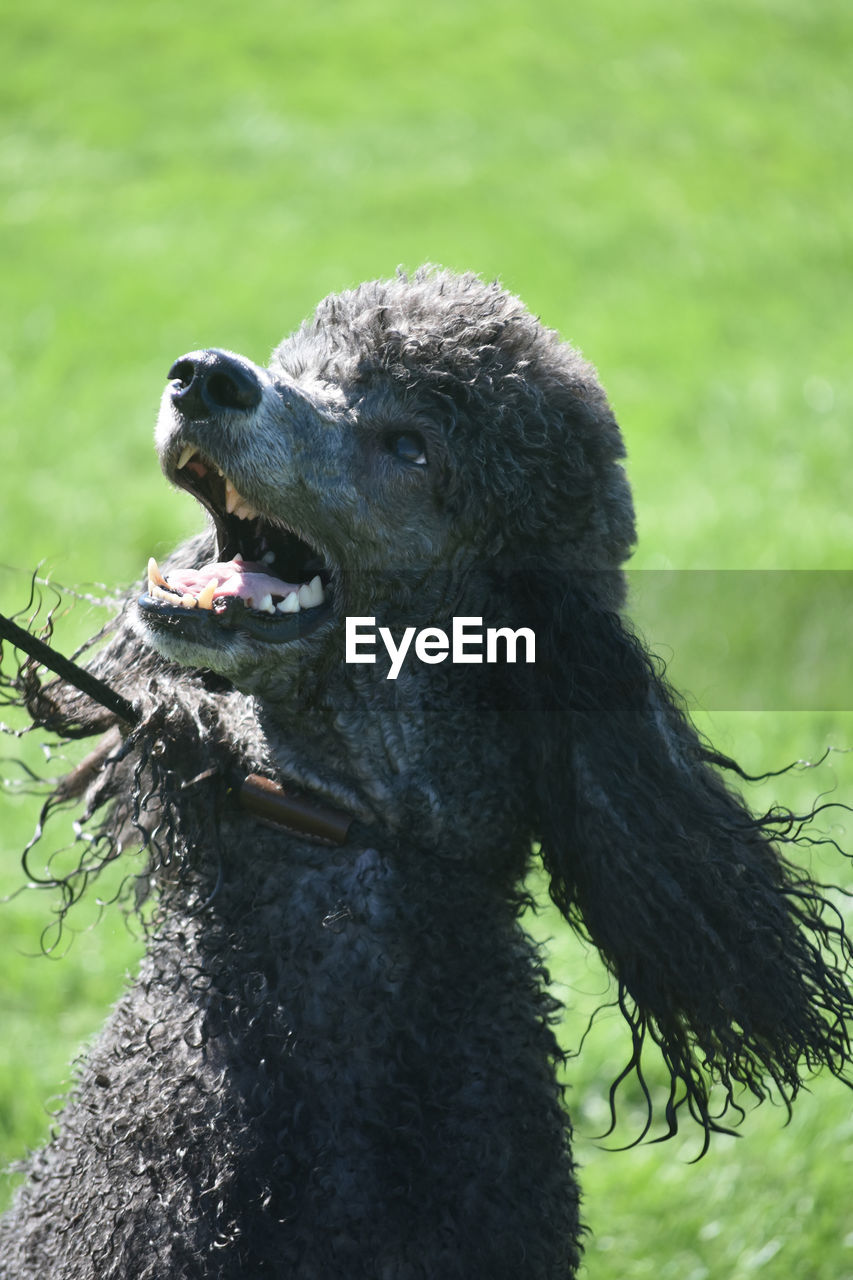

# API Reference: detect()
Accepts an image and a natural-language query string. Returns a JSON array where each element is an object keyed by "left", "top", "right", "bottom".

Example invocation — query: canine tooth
[
  {"left": 224, "top": 478, "right": 259, "bottom": 521},
  {"left": 196, "top": 580, "right": 217, "bottom": 610},
  {"left": 297, "top": 575, "right": 324, "bottom": 609},
  {"left": 277, "top": 592, "right": 300, "bottom": 613},
  {"left": 148, "top": 556, "right": 170, "bottom": 589},
  {"left": 177, "top": 444, "right": 196, "bottom": 470}
]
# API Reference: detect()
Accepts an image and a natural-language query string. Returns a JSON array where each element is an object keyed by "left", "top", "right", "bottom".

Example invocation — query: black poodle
[{"left": 1, "top": 267, "right": 850, "bottom": 1278}]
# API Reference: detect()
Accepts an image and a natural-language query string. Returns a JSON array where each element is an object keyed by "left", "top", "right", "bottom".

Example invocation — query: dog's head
[{"left": 137, "top": 268, "right": 635, "bottom": 693}]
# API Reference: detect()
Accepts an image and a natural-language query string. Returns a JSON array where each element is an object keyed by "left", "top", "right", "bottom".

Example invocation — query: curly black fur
[{"left": 1, "top": 268, "right": 851, "bottom": 1278}]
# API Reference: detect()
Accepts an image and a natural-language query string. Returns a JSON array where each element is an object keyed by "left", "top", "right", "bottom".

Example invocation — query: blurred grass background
[{"left": 1, "top": 0, "right": 852, "bottom": 1274}]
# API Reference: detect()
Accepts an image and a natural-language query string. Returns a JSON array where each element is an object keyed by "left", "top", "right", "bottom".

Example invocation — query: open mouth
[{"left": 138, "top": 444, "right": 334, "bottom": 644}]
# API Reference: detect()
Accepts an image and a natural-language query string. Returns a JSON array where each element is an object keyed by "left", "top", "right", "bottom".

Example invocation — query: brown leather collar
[{"left": 239, "top": 773, "right": 354, "bottom": 846}]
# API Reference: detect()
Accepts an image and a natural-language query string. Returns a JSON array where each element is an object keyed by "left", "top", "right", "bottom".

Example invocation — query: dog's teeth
[
  {"left": 149, "top": 583, "right": 177, "bottom": 602},
  {"left": 258, "top": 594, "right": 275, "bottom": 614},
  {"left": 181, "top": 594, "right": 198, "bottom": 609},
  {"left": 196, "top": 580, "right": 217, "bottom": 610},
  {"left": 177, "top": 444, "right": 196, "bottom": 470},
  {"left": 261, "top": 550, "right": 276, "bottom": 566},
  {"left": 277, "top": 592, "right": 301, "bottom": 613},
  {"left": 147, "top": 557, "right": 170, "bottom": 589},
  {"left": 224, "top": 479, "right": 259, "bottom": 521},
  {"left": 297, "top": 575, "right": 324, "bottom": 609}
]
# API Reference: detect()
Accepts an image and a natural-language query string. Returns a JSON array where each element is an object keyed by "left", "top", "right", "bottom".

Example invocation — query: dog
[{"left": 2, "top": 267, "right": 850, "bottom": 1278}]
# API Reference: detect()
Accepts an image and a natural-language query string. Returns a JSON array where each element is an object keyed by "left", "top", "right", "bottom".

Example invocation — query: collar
[{"left": 238, "top": 772, "right": 355, "bottom": 846}]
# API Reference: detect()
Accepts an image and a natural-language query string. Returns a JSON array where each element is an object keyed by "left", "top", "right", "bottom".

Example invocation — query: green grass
[{"left": 2, "top": 0, "right": 852, "bottom": 1273}]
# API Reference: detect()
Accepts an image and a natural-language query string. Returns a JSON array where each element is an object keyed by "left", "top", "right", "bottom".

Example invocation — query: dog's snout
[{"left": 167, "top": 349, "right": 264, "bottom": 419}]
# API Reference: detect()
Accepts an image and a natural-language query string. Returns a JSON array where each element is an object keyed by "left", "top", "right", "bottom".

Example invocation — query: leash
[
  {"left": 0, "top": 609, "right": 137, "bottom": 724},
  {"left": 0, "top": 609, "right": 353, "bottom": 846}
]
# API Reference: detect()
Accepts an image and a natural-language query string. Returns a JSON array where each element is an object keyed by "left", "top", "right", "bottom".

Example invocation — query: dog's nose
[{"left": 167, "top": 349, "right": 264, "bottom": 419}]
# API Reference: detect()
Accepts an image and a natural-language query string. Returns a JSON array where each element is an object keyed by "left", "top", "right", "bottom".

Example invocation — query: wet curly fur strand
[{"left": 1, "top": 268, "right": 852, "bottom": 1278}]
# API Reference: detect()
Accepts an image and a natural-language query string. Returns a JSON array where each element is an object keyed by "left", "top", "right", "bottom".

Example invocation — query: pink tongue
[{"left": 167, "top": 558, "right": 299, "bottom": 606}]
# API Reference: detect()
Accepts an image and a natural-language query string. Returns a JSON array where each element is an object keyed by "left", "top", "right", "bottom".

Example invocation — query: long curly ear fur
[{"left": 510, "top": 569, "right": 853, "bottom": 1152}]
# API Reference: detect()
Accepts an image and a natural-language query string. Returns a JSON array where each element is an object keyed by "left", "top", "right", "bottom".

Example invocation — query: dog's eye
[{"left": 386, "top": 432, "right": 427, "bottom": 467}]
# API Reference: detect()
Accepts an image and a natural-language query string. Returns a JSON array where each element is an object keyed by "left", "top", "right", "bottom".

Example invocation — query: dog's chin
[{"left": 135, "top": 594, "right": 334, "bottom": 691}]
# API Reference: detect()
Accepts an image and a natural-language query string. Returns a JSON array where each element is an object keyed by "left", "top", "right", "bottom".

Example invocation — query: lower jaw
[{"left": 137, "top": 593, "right": 334, "bottom": 646}]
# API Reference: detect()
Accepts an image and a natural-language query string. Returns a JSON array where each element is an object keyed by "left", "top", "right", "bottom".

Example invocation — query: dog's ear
[{"left": 508, "top": 568, "right": 853, "bottom": 1148}]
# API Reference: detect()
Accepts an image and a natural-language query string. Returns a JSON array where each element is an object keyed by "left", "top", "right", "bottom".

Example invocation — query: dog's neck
[
  {"left": 250, "top": 658, "right": 533, "bottom": 861},
  {"left": 253, "top": 670, "right": 441, "bottom": 832}
]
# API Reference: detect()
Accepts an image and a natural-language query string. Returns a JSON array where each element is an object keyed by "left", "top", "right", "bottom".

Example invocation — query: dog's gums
[{"left": 145, "top": 557, "right": 325, "bottom": 616}]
